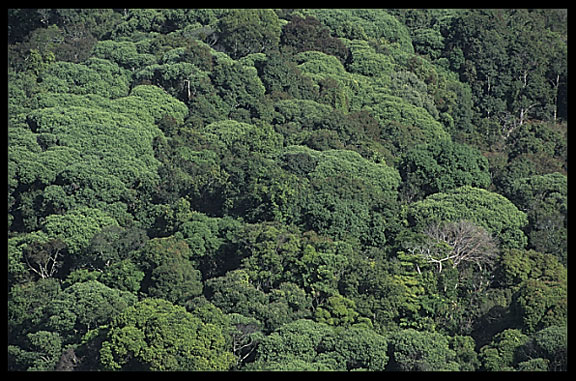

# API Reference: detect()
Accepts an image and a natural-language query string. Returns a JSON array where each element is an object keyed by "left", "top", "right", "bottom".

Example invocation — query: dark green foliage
[
  {"left": 444, "top": 9, "right": 567, "bottom": 126},
  {"left": 256, "top": 51, "right": 318, "bottom": 100},
  {"left": 217, "top": 9, "right": 281, "bottom": 59},
  {"left": 280, "top": 15, "right": 349, "bottom": 62},
  {"left": 99, "top": 298, "right": 234, "bottom": 370},
  {"left": 407, "top": 186, "right": 529, "bottom": 248},
  {"left": 8, "top": 8, "right": 566, "bottom": 372},
  {"left": 399, "top": 139, "right": 491, "bottom": 200},
  {"left": 139, "top": 237, "right": 203, "bottom": 305},
  {"left": 504, "top": 173, "right": 567, "bottom": 264},
  {"left": 387, "top": 329, "right": 459, "bottom": 371},
  {"left": 306, "top": 9, "right": 414, "bottom": 54},
  {"left": 247, "top": 319, "right": 388, "bottom": 371}
]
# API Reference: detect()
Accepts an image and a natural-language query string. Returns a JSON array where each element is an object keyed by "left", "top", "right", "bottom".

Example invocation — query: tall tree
[
  {"left": 99, "top": 298, "right": 234, "bottom": 371},
  {"left": 407, "top": 220, "right": 498, "bottom": 273},
  {"left": 387, "top": 328, "right": 459, "bottom": 371},
  {"left": 407, "top": 186, "right": 528, "bottom": 249},
  {"left": 280, "top": 15, "right": 349, "bottom": 62},
  {"left": 399, "top": 140, "right": 491, "bottom": 201},
  {"left": 218, "top": 9, "right": 281, "bottom": 59}
]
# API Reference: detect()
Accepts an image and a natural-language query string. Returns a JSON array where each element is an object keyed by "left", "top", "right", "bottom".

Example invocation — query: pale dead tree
[
  {"left": 231, "top": 319, "right": 262, "bottom": 368},
  {"left": 413, "top": 220, "right": 498, "bottom": 273},
  {"left": 406, "top": 237, "right": 454, "bottom": 274},
  {"left": 23, "top": 239, "right": 66, "bottom": 279}
]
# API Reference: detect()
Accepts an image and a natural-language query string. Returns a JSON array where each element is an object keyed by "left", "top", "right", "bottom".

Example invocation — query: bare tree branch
[
  {"left": 23, "top": 239, "right": 66, "bottom": 279},
  {"left": 413, "top": 220, "right": 498, "bottom": 273}
]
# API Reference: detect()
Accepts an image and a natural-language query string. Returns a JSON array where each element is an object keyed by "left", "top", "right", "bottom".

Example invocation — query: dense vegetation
[{"left": 7, "top": 9, "right": 567, "bottom": 372}]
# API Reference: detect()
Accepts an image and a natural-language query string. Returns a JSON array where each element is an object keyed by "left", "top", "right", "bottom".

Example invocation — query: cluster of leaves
[{"left": 8, "top": 9, "right": 566, "bottom": 372}]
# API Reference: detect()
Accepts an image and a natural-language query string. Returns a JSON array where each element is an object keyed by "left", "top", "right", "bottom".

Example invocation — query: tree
[
  {"left": 345, "top": 40, "right": 395, "bottom": 77},
  {"left": 229, "top": 313, "right": 264, "bottom": 368},
  {"left": 506, "top": 173, "right": 567, "bottom": 218},
  {"left": 137, "top": 236, "right": 203, "bottom": 305},
  {"left": 40, "top": 58, "right": 131, "bottom": 98},
  {"left": 205, "top": 269, "right": 278, "bottom": 331},
  {"left": 504, "top": 172, "right": 567, "bottom": 263},
  {"left": 110, "top": 9, "right": 216, "bottom": 38},
  {"left": 52, "top": 280, "right": 137, "bottom": 338},
  {"left": 316, "top": 326, "right": 389, "bottom": 371},
  {"left": 306, "top": 9, "right": 414, "bottom": 54},
  {"left": 314, "top": 294, "right": 360, "bottom": 328},
  {"left": 513, "top": 278, "right": 567, "bottom": 334},
  {"left": 339, "top": 257, "right": 419, "bottom": 334},
  {"left": 217, "top": 9, "right": 281, "bottom": 59},
  {"left": 8, "top": 278, "right": 63, "bottom": 344},
  {"left": 295, "top": 240, "right": 351, "bottom": 304},
  {"left": 399, "top": 140, "right": 491, "bottom": 200},
  {"left": 239, "top": 223, "right": 302, "bottom": 292},
  {"left": 248, "top": 319, "right": 388, "bottom": 371},
  {"left": 183, "top": 120, "right": 290, "bottom": 221},
  {"left": 9, "top": 79, "right": 189, "bottom": 235},
  {"left": 41, "top": 207, "right": 118, "bottom": 257},
  {"left": 253, "top": 320, "right": 330, "bottom": 370},
  {"left": 506, "top": 122, "right": 566, "bottom": 170},
  {"left": 445, "top": 10, "right": 566, "bottom": 129},
  {"left": 209, "top": 57, "right": 267, "bottom": 120},
  {"left": 530, "top": 325, "right": 567, "bottom": 371},
  {"left": 451, "top": 335, "right": 480, "bottom": 371},
  {"left": 99, "top": 298, "right": 234, "bottom": 371},
  {"left": 407, "top": 220, "right": 498, "bottom": 273},
  {"left": 133, "top": 61, "right": 210, "bottom": 103},
  {"left": 90, "top": 40, "right": 155, "bottom": 71},
  {"left": 545, "top": 29, "right": 567, "bottom": 122},
  {"left": 8, "top": 9, "right": 45, "bottom": 43},
  {"left": 98, "top": 259, "right": 145, "bottom": 293},
  {"left": 255, "top": 51, "right": 317, "bottom": 99},
  {"left": 81, "top": 225, "right": 148, "bottom": 271},
  {"left": 178, "top": 212, "right": 244, "bottom": 278},
  {"left": 22, "top": 239, "right": 66, "bottom": 279},
  {"left": 147, "top": 257, "right": 203, "bottom": 305},
  {"left": 8, "top": 331, "right": 63, "bottom": 371},
  {"left": 281, "top": 146, "right": 400, "bottom": 246},
  {"left": 368, "top": 94, "right": 451, "bottom": 153},
  {"left": 280, "top": 15, "right": 349, "bottom": 62},
  {"left": 497, "top": 248, "right": 566, "bottom": 289},
  {"left": 387, "top": 328, "right": 459, "bottom": 371},
  {"left": 505, "top": 10, "right": 559, "bottom": 126},
  {"left": 407, "top": 186, "right": 528, "bottom": 249},
  {"left": 479, "top": 329, "right": 530, "bottom": 371},
  {"left": 388, "top": 70, "right": 439, "bottom": 118}
]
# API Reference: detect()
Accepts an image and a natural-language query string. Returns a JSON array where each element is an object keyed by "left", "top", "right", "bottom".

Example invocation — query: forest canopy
[{"left": 7, "top": 8, "right": 567, "bottom": 372}]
